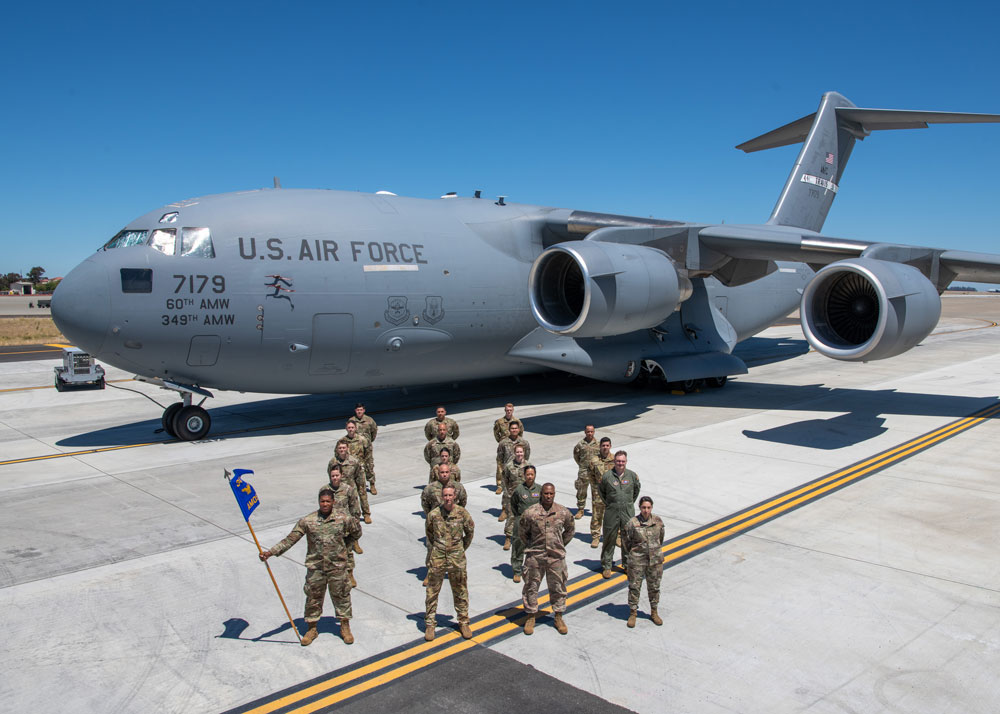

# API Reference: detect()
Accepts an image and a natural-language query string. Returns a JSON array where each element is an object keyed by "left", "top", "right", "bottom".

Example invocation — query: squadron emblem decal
[
  {"left": 422, "top": 296, "right": 445, "bottom": 324},
  {"left": 385, "top": 296, "right": 410, "bottom": 326}
]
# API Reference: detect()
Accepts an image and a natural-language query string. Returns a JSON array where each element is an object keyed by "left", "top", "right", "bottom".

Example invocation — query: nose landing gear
[{"left": 136, "top": 377, "right": 215, "bottom": 441}]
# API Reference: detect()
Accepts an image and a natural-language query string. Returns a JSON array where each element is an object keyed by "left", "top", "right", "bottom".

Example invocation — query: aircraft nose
[{"left": 52, "top": 258, "right": 111, "bottom": 354}]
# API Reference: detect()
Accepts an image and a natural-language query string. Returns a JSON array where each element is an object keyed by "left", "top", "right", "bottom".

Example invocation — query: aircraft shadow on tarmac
[{"left": 53, "top": 335, "right": 997, "bottom": 451}]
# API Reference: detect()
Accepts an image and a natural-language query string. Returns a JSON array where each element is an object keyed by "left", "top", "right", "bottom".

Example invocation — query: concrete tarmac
[{"left": 2, "top": 296, "right": 1000, "bottom": 713}]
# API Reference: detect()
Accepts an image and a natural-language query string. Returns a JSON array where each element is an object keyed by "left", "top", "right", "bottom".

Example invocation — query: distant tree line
[{"left": 1, "top": 267, "right": 53, "bottom": 291}]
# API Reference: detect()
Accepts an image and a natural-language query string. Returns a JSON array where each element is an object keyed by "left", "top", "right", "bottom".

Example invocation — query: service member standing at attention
[
  {"left": 499, "top": 444, "right": 529, "bottom": 548},
  {"left": 424, "top": 485, "right": 475, "bottom": 641},
  {"left": 572, "top": 425, "right": 601, "bottom": 520},
  {"left": 348, "top": 402, "right": 378, "bottom": 444},
  {"left": 586, "top": 437, "right": 614, "bottom": 548},
  {"left": 259, "top": 488, "right": 361, "bottom": 646},
  {"left": 509, "top": 464, "right": 542, "bottom": 583},
  {"left": 599, "top": 450, "right": 641, "bottom": 579},
  {"left": 327, "top": 463, "right": 363, "bottom": 564},
  {"left": 428, "top": 446, "right": 462, "bottom": 483},
  {"left": 519, "top": 483, "right": 575, "bottom": 635},
  {"left": 623, "top": 496, "right": 665, "bottom": 627},
  {"left": 492, "top": 403, "right": 524, "bottom": 494},
  {"left": 496, "top": 420, "right": 530, "bottom": 499},
  {"left": 424, "top": 421, "right": 461, "bottom": 467},
  {"left": 420, "top": 463, "right": 468, "bottom": 585},
  {"left": 330, "top": 440, "right": 370, "bottom": 524},
  {"left": 342, "top": 420, "right": 376, "bottom": 495},
  {"left": 424, "top": 405, "right": 459, "bottom": 441}
]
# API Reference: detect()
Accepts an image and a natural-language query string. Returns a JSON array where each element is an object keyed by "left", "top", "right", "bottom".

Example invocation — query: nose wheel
[{"left": 162, "top": 403, "right": 211, "bottom": 440}]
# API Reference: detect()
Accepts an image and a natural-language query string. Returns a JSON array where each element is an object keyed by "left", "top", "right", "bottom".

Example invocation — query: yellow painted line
[
  {"left": 237, "top": 399, "right": 1000, "bottom": 714},
  {"left": 0, "top": 441, "right": 165, "bottom": 466},
  {"left": 1, "top": 347, "right": 62, "bottom": 355}
]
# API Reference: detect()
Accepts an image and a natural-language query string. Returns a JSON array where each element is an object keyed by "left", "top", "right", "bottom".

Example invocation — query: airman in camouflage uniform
[
  {"left": 420, "top": 463, "right": 467, "bottom": 584},
  {"left": 424, "top": 485, "right": 475, "bottom": 641},
  {"left": 624, "top": 496, "right": 665, "bottom": 627},
  {"left": 424, "top": 405, "right": 460, "bottom": 441},
  {"left": 326, "top": 464, "right": 363, "bottom": 579},
  {"left": 329, "top": 441, "right": 371, "bottom": 523},
  {"left": 496, "top": 421, "right": 530, "bottom": 500},
  {"left": 519, "top": 483, "right": 574, "bottom": 635},
  {"left": 428, "top": 447, "right": 461, "bottom": 483},
  {"left": 348, "top": 402, "right": 378, "bottom": 443},
  {"left": 260, "top": 488, "right": 361, "bottom": 646},
  {"left": 342, "top": 421, "right": 376, "bottom": 494},
  {"left": 493, "top": 403, "right": 524, "bottom": 493},
  {"left": 572, "top": 425, "right": 601, "bottom": 520},
  {"left": 598, "top": 450, "right": 641, "bottom": 579},
  {"left": 586, "top": 438, "right": 615, "bottom": 548},
  {"left": 499, "top": 445, "right": 529, "bottom": 545},
  {"left": 424, "top": 421, "right": 461, "bottom": 466},
  {"left": 509, "top": 464, "right": 542, "bottom": 583}
]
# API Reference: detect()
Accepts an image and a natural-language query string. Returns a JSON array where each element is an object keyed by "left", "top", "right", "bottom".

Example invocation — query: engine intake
[
  {"left": 800, "top": 258, "right": 941, "bottom": 361},
  {"left": 529, "top": 241, "right": 691, "bottom": 338}
]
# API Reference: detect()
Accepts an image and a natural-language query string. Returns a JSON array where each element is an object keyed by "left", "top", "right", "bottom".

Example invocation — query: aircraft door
[{"left": 309, "top": 313, "right": 354, "bottom": 375}]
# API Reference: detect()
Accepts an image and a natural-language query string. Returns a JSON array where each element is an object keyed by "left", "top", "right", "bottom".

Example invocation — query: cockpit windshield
[
  {"left": 181, "top": 227, "right": 215, "bottom": 258},
  {"left": 149, "top": 229, "right": 176, "bottom": 255},
  {"left": 103, "top": 229, "right": 148, "bottom": 250}
]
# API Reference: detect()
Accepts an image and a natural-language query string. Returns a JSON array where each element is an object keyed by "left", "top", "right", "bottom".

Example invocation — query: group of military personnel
[{"left": 260, "top": 402, "right": 668, "bottom": 647}]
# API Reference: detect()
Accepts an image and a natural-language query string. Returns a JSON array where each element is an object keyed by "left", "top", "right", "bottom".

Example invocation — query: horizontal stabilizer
[{"left": 738, "top": 107, "right": 1000, "bottom": 153}]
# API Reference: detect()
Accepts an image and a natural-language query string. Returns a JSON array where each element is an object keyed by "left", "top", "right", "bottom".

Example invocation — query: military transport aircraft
[{"left": 52, "top": 91, "right": 1000, "bottom": 440}]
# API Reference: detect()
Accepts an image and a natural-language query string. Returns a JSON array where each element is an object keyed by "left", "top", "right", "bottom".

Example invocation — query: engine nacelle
[
  {"left": 800, "top": 258, "right": 941, "bottom": 361},
  {"left": 528, "top": 241, "right": 691, "bottom": 338}
]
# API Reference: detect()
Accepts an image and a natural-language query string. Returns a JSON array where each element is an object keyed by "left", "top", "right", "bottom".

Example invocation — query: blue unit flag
[{"left": 227, "top": 468, "right": 260, "bottom": 521}]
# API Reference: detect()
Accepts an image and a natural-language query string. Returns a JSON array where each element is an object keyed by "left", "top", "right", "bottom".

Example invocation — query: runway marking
[{"left": 226, "top": 399, "right": 1000, "bottom": 714}]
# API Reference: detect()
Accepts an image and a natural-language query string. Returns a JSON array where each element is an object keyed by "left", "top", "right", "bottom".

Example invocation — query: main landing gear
[
  {"left": 136, "top": 377, "right": 214, "bottom": 441},
  {"left": 632, "top": 361, "right": 729, "bottom": 393}
]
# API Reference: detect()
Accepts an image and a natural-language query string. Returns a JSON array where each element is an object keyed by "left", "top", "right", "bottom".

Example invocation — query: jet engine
[
  {"left": 800, "top": 257, "right": 941, "bottom": 361},
  {"left": 528, "top": 241, "right": 691, "bottom": 338}
]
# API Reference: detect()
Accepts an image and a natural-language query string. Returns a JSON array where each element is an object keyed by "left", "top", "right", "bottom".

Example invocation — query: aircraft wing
[{"left": 696, "top": 224, "right": 1000, "bottom": 287}]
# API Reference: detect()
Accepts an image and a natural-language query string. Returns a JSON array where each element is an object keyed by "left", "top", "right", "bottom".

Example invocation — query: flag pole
[{"left": 245, "top": 519, "right": 303, "bottom": 645}]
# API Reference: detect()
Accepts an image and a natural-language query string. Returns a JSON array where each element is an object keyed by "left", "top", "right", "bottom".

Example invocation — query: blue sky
[{"left": 2, "top": 1, "right": 998, "bottom": 280}]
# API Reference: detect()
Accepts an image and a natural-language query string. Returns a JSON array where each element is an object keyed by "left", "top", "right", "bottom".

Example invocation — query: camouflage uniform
[
  {"left": 496, "top": 436, "right": 530, "bottom": 479},
  {"left": 324, "top": 481, "right": 362, "bottom": 570},
  {"left": 424, "top": 416, "right": 460, "bottom": 441},
  {"left": 342, "top": 432, "right": 375, "bottom": 486},
  {"left": 509, "top": 481, "right": 542, "bottom": 576},
  {"left": 429, "top": 461, "right": 462, "bottom": 483},
  {"left": 328, "top": 453, "right": 369, "bottom": 516},
  {"left": 587, "top": 453, "right": 614, "bottom": 538},
  {"left": 267, "top": 508, "right": 361, "bottom": 624},
  {"left": 493, "top": 416, "right": 524, "bottom": 486},
  {"left": 421, "top": 479, "right": 468, "bottom": 567},
  {"left": 424, "top": 435, "right": 461, "bottom": 466},
  {"left": 501, "top": 458, "right": 529, "bottom": 537},
  {"left": 424, "top": 504, "right": 475, "bottom": 628},
  {"left": 598, "top": 468, "right": 641, "bottom": 571},
  {"left": 348, "top": 414, "right": 378, "bottom": 443},
  {"left": 519, "top": 502, "right": 575, "bottom": 614},
  {"left": 573, "top": 437, "right": 601, "bottom": 510},
  {"left": 624, "top": 514, "right": 665, "bottom": 610}
]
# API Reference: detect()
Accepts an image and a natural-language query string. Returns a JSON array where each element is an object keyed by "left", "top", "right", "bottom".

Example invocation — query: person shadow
[
  {"left": 217, "top": 616, "right": 344, "bottom": 643},
  {"left": 491, "top": 563, "right": 514, "bottom": 578},
  {"left": 596, "top": 603, "right": 633, "bottom": 622}
]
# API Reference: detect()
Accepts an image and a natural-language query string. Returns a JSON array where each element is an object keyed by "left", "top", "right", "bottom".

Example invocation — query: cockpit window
[
  {"left": 103, "top": 229, "right": 149, "bottom": 250},
  {"left": 149, "top": 228, "right": 177, "bottom": 255},
  {"left": 180, "top": 227, "right": 215, "bottom": 258}
]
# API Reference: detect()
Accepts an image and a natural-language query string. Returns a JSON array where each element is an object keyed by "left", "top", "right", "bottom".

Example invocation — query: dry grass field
[{"left": 0, "top": 318, "right": 67, "bottom": 346}]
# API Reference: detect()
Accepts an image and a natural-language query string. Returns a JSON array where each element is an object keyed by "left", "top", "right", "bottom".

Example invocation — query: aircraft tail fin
[{"left": 737, "top": 92, "right": 1000, "bottom": 233}]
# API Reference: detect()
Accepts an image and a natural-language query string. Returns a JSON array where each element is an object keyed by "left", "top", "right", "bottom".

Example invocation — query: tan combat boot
[
  {"left": 523, "top": 615, "right": 535, "bottom": 635},
  {"left": 498, "top": 510, "right": 507, "bottom": 522},
  {"left": 369, "top": 484, "right": 378, "bottom": 495},
  {"left": 459, "top": 622, "right": 473, "bottom": 640},
  {"left": 422, "top": 574, "right": 429, "bottom": 587},
  {"left": 651, "top": 608, "right": 663, "bottom": 626},
  {"left": 512, "top": 573, "right": 521, "bottom": 583},
  {"left": 424, "top": 625, "right": 435, "bottom": 641},
  {"left": 602, "top": 569, "right": 613, "bottom": 579},
  {"left": 554, "top": 613, "right": 568, "bottom": 635},
  {"left": 575, "top": 508, "right": 584, "bottom": 520},
  {"left": 503, "top": 536, "right": 511, "bottom": 551},
  {"left": 353, "top": 540, "right": 363, "bottom": 554},
  {"left": 591, "top": 535, "right": 599, "bottom": 548},
  {"left": 340, "top": 620, "right": 354, "bottom": 645},
  {"left": 627, "top": 610, "right": 637, "bottom": 628},
  {"left": 495, "top": 484, "right": 503, "bottom": 495},
  {"left": 349, "top": 571, "right": 357, "bottom": 588},
  {"left": 300, "top": 626, "right": 319, "bottom": 646},
  {"left": 364, "top": 514, "right": 372, "bottom": 524}
]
